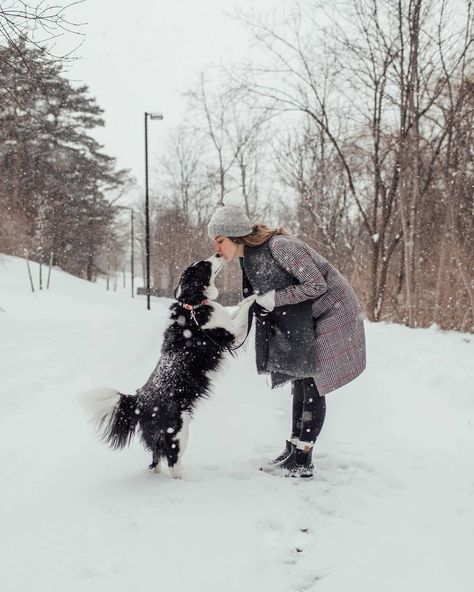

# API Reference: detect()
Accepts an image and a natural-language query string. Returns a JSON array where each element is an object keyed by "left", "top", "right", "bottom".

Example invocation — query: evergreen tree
[{"left": 0, "top": 39, "right": 128, "bottom": 279}]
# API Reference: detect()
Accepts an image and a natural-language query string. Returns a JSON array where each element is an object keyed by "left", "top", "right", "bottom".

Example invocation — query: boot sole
[{"left": 259, "top": 467, "right": 315, "bottom": 479}]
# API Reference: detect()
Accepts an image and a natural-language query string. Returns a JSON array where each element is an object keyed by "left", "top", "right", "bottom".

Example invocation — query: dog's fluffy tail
[{"left": 79, "top": 387, "right": 139, "bottom": 449}]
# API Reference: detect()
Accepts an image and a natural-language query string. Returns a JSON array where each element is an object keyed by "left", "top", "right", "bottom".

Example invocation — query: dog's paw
[
  {"left": 148, "top": 460, "right": 162, "bottom": 473},
  {"left": 170, "top": 463, "right": 183, "bottom": 479}
]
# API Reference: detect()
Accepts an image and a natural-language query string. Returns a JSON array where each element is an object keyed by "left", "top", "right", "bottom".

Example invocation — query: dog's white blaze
[
  {"left": 170, "top": 412, "right": 191, "bottom": 479},
  {"left": 204, "top": 255, "right": 224, "bottom": 301},
  {"left": 78, "top": 387, "right": 121, "bottom": 426}
]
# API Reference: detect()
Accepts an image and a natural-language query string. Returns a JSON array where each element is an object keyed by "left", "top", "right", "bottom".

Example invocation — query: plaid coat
[{"left": 245, "top": 235, "right": 366, "bottom": 395}]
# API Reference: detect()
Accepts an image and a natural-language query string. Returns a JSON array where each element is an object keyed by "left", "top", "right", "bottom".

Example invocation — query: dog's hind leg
[
  {"left": 149, "top": 447, "right": 163, "bottom": 473},
  {"left": 169, "top": 412, "right": 191, "bottom": 479}
]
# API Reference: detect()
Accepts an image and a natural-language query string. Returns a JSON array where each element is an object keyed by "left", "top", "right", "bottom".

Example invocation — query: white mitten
[
  {"left": 255, "top": 290, "right": 276, "bottom": 312},
  {"left": 230, "top": 295, "right": 256, "bottom": 319}
]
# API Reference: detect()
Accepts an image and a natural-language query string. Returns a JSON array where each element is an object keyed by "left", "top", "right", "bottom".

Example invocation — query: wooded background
[{"left": 1, "top": 0, "right": 472, "bottom": 331}]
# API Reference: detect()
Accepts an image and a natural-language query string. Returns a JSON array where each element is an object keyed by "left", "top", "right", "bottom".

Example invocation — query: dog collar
[{"left": 180, "top": 299, "right": 210, "bottom": 311}]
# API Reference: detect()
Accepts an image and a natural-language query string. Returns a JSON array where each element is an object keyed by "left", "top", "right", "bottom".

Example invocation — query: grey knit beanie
[{"left": 207, "top": 205, "right": 253, "bottom": 239}]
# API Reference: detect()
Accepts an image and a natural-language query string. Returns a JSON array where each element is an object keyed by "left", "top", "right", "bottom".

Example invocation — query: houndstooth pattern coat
[{"left": 250, "top": 235, "right": 366, "bottom": 395}]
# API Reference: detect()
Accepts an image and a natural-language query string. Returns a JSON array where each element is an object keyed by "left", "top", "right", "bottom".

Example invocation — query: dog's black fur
[{"left": 81, "top": 257, "right": 237, "bottom": 478}]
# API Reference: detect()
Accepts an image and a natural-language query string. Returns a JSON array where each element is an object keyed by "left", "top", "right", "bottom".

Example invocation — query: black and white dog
[{"left": 81, "top": 255, "right": 254, "bottom": 479}]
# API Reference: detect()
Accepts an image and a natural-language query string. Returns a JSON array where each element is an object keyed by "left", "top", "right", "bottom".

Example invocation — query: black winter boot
[
  {"left": 259, "top": 440, "right": 295, "bottom": 471},
  {"left": 263, "top": 444, "right": 314, "bottom": 478},
  {"left": 271, "top": 440, "right": 296, "bottom": 464}
]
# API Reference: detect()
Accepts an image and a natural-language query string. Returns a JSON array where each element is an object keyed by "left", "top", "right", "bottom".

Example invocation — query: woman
[{"left": 208, "top": 205, "right": 366, "bottom": 478}]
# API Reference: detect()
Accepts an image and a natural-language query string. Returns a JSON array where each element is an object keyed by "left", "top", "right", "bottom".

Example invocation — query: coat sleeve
[{"left": 270, "top": 237, "right": 328, "bottom": 307}]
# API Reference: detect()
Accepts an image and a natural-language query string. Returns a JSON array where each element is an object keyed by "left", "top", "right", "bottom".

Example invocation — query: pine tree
[{"left": 0, "top": 39, "right": 128, "bottom": 279}]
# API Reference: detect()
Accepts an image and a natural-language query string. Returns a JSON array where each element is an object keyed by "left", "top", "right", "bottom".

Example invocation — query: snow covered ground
[{"left": 1, "top": 254, "right": 473, "bottom": 592}]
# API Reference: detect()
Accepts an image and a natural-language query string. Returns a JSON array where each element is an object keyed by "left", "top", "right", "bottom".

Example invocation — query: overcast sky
[{"left": 56, "top": 0, "right": 278, "bottom": 192}]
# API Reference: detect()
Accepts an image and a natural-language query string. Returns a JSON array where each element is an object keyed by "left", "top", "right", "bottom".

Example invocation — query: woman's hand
[{"left": 255, "top": 290, "right": 275, "bottom": 312}]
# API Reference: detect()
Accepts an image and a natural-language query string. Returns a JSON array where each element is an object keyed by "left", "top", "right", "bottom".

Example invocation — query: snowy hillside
[{"left": 1, "top": 254, "right": 473, "bottom": 592}]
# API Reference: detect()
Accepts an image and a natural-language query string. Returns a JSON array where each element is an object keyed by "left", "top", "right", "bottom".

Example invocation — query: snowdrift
[{"left": 1, "top": 254, "right": 473, "bottom": 592}]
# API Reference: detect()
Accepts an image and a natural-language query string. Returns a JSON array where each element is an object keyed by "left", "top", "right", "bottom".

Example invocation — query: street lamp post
[{"left": 144, "top": 111, "right": 164, "bottom": 310}]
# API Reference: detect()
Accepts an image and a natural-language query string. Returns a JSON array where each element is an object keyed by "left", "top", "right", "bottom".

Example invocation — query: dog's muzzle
[{"left": 207, "top": 254, "right": 224, "bottom": 277}]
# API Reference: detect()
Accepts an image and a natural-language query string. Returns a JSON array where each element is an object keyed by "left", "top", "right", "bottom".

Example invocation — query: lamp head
[{"left": 148, "top": 112, "right": 164, "bottom": 120}]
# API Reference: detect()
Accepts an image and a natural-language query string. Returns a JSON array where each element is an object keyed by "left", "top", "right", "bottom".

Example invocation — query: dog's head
[{"left": 174, "top": 255, "right": 224, "bottom": 305}]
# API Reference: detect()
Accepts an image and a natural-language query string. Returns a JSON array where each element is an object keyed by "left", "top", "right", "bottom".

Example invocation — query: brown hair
[{"left": 230, "top": 223, "right": 289, "bottom": 247}]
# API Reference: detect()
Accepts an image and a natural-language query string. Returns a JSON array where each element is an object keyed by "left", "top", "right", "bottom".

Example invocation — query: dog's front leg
[
  {"left": 230, "top": 295, "right": 256, "bottom": 320},
  {"left": 231, "top": 295, "right": 256, "bottom": 343}
]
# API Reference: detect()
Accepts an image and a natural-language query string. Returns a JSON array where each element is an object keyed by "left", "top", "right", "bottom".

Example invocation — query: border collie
[{"left": 80, "top": 255, "right": 254, "bottom": 479}]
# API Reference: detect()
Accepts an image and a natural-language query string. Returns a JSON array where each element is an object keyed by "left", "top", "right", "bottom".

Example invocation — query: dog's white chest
[{"left": 201, "top": 303, "right": 234, "bottom": 333}]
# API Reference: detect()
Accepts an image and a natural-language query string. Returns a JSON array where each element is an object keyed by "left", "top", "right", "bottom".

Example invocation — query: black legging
[{"left": 291, "top": 378, "right": 326, "bottom": 444}]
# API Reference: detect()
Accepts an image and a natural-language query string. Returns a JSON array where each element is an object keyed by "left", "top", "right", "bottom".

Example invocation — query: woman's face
[{"left": 213, "top": 236, "right": 240, "bottom": 261}]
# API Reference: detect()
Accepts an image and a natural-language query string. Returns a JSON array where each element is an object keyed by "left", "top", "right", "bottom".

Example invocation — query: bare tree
[
  {"left": 0, "top": 1, "right": 84, "bottom": 106},
  {"left": 161, "top": 124, "right": 212, "bottom": 224},
  {"left": 275, "top": 120, "right": 361, "bottom": 276},
  {"left": 235, "top": 2, "right": 404, "bottom": 320},
  {"left": 186, "top": 74, "right": 274, "bottom": 213},
  {"left": 0, "top": 1, "right": 83, "bottom": 52},
  {"left": 233, "top": 0, "right": 473, "bottom": 329}
]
